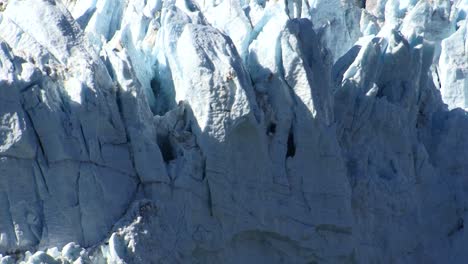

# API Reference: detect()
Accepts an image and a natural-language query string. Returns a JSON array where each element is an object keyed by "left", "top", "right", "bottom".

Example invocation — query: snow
[{"left": 0, "top": 0, "right": 466, "bottom": 263}]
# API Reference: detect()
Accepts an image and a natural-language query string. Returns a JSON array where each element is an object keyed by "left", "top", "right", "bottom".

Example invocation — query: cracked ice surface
[{"left": 0, "top": 0, "right": 467, "bottom": 263}]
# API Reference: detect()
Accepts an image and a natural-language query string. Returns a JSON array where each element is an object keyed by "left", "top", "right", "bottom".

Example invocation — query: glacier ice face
[
  {"left": 439, "top": 20, "right": 468, "bottom": 109},
  {"left": 0, "top": 0, "right": 137, "bottom": 253},
  {"left": 0, "top": 0, "right": 467, "bottom": 263}
]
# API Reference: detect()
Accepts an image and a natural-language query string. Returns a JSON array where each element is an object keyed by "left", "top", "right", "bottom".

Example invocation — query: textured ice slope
[{"left": 0, "top": 0, "right": 467, "bottom": 263}]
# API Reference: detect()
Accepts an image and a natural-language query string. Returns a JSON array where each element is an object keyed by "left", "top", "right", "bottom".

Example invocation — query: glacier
[{"left": 0, "top": 0, "right": 467, "bottom": 263}]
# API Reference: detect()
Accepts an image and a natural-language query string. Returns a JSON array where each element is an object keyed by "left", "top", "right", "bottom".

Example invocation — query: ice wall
[{"left": 0, "top": 0, "right": 467, "bottom": 263}]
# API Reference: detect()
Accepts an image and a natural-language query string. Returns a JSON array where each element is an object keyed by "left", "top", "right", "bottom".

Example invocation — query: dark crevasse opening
[
  {"left": 286, "top": 129, "right": 296, "bottom": 158},
  {"left": 267, "top": 122, "right": 277, "bottom": 135},
  {"left": 157, "top": 134, "right": 176, "bottom": 162},
  {"left": 150, "top": 77, "right": 176, "bottom": 116},
  {"left": 150, "top": 77, "right": 162, "bottom": 114},
  {"left": 150, "top": 59, "right": 177, "bottom": 116},
  {"left": 355, "top": 0, "right": 366, "bottom": 8}
]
